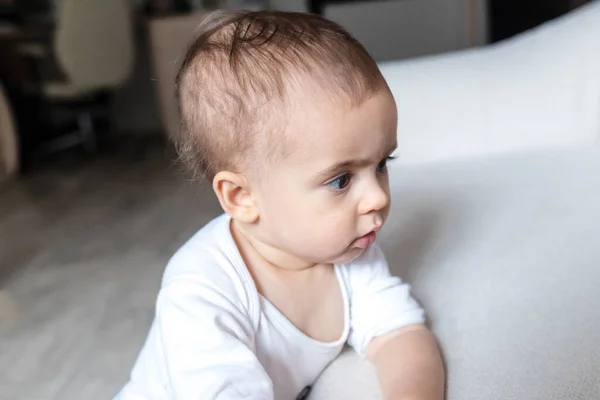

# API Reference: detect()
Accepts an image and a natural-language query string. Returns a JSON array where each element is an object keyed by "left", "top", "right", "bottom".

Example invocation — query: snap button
[{"left": 296, "top": 385, "right": 312, "bottom": 400}]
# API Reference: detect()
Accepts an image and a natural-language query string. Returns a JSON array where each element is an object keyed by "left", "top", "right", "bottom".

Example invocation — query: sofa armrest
[{"left": 379, "top": 1, "right": 600, "bottom": 165}]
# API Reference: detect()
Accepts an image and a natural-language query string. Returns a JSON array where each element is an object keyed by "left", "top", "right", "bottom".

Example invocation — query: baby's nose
[{"left": 358, "top": 184, "right": 389, "bottom": 215}]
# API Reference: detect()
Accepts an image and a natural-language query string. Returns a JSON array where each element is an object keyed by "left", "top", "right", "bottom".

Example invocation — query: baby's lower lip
[{"left": 351, "top": 232, "right": 376, "bottom": 249}]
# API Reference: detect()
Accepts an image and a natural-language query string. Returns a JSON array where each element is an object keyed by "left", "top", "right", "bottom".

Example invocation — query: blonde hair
[{"left": 175, "top": 10, "right": 385, "bottom": 181}]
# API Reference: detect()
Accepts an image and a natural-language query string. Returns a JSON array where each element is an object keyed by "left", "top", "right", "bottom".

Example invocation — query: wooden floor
[
  {"left": 0, "top": 142, "right": 222, "bottom": 399},
  {"left": 0, "top": 142, "right": 219, "bottom": 284}
]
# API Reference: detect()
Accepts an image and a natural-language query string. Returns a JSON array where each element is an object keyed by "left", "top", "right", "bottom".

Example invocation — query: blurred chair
[
  {"left": 0, "top": 82, "right": 19, "bottom": 183},
  {"left": 24, "top": 0, "right": 134, "bottom": 154}
]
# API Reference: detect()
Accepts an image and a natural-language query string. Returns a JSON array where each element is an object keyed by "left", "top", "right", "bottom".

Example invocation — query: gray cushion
[{"left": 313, "top": 147, "right": 600, "bottom": 399}]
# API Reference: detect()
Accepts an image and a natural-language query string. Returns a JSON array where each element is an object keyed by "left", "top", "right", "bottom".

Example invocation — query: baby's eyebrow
[
  {"left": 315, "top": 159, "right": 368, "bottom": 180},
  {"left": 314, "top": 142, "right": 398, "bottom": 180}
]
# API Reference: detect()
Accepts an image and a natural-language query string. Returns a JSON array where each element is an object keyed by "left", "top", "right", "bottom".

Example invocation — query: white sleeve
[
  {"left": 156, "top": 277, "right": 274, "bottom": 399},
  {"left": 346, "top": 243, "right": 426, "bottom": 356}
]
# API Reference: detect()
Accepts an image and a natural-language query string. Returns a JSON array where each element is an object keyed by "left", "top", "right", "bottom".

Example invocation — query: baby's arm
[
  {"left": 366, "top": 324, "right": 444, "bottom": 400},
  {"left": 345, "top": 244, "right": 444, "bottom": 400},
  {"left": 153, "top": 278, "right": 273, "bottom": 399}
]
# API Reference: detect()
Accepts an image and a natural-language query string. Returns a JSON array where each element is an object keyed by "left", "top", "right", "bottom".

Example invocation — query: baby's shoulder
[
  {"left": 338, "top": 243, "right": 388, "bottom": 274},
  {"left": 161, "top": 214, "right": 251, "bottom": 301},
  {"left": 337, "top": 243, "right": 393, "bottom": 288}
]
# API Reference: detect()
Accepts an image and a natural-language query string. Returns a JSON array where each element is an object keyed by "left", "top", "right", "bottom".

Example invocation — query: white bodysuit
[{"left": 114, "top": 214, "right": 425, "bottom": 400}]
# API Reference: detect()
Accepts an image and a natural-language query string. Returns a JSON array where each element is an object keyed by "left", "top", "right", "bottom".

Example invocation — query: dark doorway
[{"left": 489, "top": 0, "right": 591, "bottom": 42}]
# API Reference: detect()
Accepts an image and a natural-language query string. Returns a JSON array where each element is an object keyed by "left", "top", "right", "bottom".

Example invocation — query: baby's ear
[{"left": 212, "top": 171, "right": 258, "bottom": 223}]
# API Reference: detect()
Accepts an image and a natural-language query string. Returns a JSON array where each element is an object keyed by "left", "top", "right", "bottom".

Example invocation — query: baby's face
[{"left": 252, "top": 88, "right": 398, "bottom": 266}]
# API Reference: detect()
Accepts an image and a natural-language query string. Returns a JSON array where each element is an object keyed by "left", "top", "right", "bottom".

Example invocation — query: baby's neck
[
  {"left": 230, "top": 219, "right": 343, "bottom": 342},
  {"left": 230, "top": 219, "right": 321, "bottom": 273}
]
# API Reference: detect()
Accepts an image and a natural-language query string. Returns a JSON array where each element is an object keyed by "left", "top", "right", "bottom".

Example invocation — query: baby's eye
[
  {"left": 326, "top": 173, "right": 351, "bottom": 191},
  {"left": 377, "top": 156, "right": 397, "bottom": 173}
]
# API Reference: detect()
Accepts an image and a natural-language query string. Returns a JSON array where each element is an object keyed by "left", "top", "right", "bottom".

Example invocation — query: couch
[{"left": 311, "top": 2, "right": 600, "bottom": 399}]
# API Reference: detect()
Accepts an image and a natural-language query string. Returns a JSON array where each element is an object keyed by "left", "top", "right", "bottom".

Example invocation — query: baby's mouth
[{"left": 350, "top": 231, "right": 376, "bottom": 249}]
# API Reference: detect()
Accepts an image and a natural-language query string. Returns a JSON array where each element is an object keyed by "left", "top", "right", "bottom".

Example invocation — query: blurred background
[
  {"left": 0, "top": 0, "right": 594, "bottom": 398},
  {"left": 0, "top": 0, "right": 591, "bottom": 181}
]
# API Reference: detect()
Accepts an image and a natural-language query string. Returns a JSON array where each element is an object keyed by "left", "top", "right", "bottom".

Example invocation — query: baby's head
[{"left": 176, "top": 11, "right": 398, "bottom": 267}]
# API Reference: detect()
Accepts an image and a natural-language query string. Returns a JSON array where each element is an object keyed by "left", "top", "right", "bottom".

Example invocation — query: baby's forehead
[
  {"left": 271, "top": 92, "right": 396, "bottom": 163},
  {"left": 239, "top": 80, "right": 396, "bottom": 182}
]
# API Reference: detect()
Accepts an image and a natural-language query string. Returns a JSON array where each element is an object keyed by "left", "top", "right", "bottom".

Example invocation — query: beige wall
[
  {"left": 111, "top": 28, "right": 163, "bottom": 135},
  {"left": 112, "top": 0, "right": 488, "bottom": 134},
  {"left": 147, "top": 12, "right": 209, "bottom": 139}
]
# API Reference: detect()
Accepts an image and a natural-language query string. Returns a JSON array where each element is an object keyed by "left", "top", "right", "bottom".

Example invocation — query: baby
[{"left": 115, "top": 10, "right": 444, "bottom": 400}]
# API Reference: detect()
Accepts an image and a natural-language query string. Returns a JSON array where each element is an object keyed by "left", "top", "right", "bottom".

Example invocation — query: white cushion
[
  {"left": 378, "top": 1, "right": 600, "bottom": 165},
  {"left": 313, "top": 147, "right": 600, "bottom": 399}
]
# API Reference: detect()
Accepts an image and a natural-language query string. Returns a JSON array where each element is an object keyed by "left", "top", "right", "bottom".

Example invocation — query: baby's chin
[
  {"left": 327, "top": 246, "right": 368, "bottom": 265},
  {"left": 288, "top": 239, "right": 373, "bottom": 266}
]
